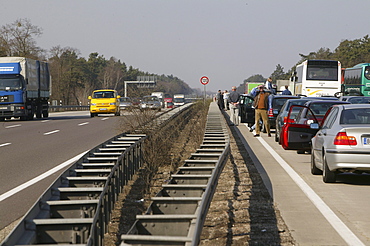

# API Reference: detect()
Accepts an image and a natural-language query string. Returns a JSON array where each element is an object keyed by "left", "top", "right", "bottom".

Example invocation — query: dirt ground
[
  {"left": 105, "top": 104, "right": 296, "bottom": 245},
  {"left": 199, "top": 114, "right": 296, "bottom": 245}
]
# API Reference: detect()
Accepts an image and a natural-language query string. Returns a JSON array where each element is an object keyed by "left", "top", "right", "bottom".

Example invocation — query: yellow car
[{"left": 88, "top": 89, "right": 121, "bottom": 117}]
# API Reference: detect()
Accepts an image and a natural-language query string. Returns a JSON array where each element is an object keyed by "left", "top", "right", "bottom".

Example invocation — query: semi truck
[{"left": 0, "top": 57, "right": 51, "bottom": 121}]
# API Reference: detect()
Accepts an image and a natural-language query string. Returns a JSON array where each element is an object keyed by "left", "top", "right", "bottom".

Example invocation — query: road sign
[{"left": 200, "top": 76, "right": 209, "bottom": 85}]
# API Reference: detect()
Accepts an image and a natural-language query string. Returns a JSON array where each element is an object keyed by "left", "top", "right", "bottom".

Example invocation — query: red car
[{"left": 280, "top": 100, "right": 350, "bottom": 154}]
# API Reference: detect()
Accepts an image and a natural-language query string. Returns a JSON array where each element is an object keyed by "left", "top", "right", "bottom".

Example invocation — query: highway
[
  {"left": 0, "top": 111, "right": 126, "bottom": 230},
  {"left": 236, "top": 123, "right": 370, "bottom": 245},
  {"left": 2, "top": 110, "right": 370, "bottom": 245}
]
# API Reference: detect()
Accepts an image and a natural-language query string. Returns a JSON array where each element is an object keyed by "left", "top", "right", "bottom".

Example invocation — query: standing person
[
  {"left": 253, "top": 85, "right": 271, "bottom": 137},
  {"left": 265, "top": 77, "right": 273, "bottom": 91},
  {"left": 216, "top": 90, "right": 224, "bottom": 110},
  {"left": 282, "top": 85, "right": 292, "bottom": 95},
  {"left": 223, "top": 90, "right": 230, "bottom": 110},
  {"left": 228, "top": 86, "right": 240, "bottom": 126}
]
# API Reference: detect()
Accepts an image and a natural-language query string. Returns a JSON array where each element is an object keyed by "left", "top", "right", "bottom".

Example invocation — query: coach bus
[
  {"left": 342, "top": 63, "right": 370, "bottom": 96},
  {"left": 291, "top": 60, "right": 342, "bottom": 97}
]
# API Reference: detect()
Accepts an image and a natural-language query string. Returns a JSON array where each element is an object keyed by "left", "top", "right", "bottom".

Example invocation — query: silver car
[
  {"left": 311, "top": 104, "right": 370, "bottom": 183},
  {"left": 139, "top": 96, "right": 161, "bottom": 111}
]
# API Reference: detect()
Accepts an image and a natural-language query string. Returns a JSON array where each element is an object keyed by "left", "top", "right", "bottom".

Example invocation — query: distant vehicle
[
  {"left": 164, "top": 97, "right": 173, "bottom": 108},
  {"left": 338, "top": 96, "right": 370, "bottom": 104},
  {"left": 268, "top": 95, "right": 300, "bottom": 129},
  {"left": 311, "top": 104, "right": 370, "bottom": 183},
  {"left": 140, "top": 95, "right": 161, "bottom": 111},
  {"left": 174, "top": 94, "right": 185, "bottom": 106},
  {"left": 131, "top": 97, "right": 141, "bottom": 107},
  {"left": 0, "top": 57, "right": 51, "bottom": 121},
  {"left": 342, "top": 63, "right": 370, "bottom": 96},
  {"left": 291, "top": 60, "right": 342, "bottom": 97},
  {"left": 119, "top": 97, "right": 133, "bottom": 110},
  {"left": 151, "top": 92, "right": 165, "bottom": 108},
  {"left": 88, "top": 89, "right": 121, "bottom": 117},
  {"left": 281, "top": 100, "right": 350, "bottom": 153}
]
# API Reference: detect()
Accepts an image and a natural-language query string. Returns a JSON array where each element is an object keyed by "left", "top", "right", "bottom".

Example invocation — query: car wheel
[
  {"left": 323, "top": 156, "right": 336, "bottom": 183},
  {"left": 310, "top": 150, "right": 322, "bottom": 175},
  {"left": 274, "top": 132, "right": 279, "bottom": 142}
]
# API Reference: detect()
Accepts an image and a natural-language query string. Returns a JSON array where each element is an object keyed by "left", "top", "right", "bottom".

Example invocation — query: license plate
[
  {"left": 99, "top": 108, "right": 107, "bottom": 111},
  {"left": 363, "top": 137, "right": 370, "bottom": 145}
]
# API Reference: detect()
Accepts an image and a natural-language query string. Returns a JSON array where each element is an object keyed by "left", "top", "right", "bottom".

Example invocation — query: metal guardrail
[
  {"left": 1, "top": 104, "right": 193, "bottom": 246},
  {"left": 49, "top": 105, "right": 89, "bottom": 112},
  {"left": 120, "top": 102, "right": 230, "bottom": 246}
]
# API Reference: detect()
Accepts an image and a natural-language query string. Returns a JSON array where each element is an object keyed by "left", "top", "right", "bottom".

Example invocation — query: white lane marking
[
  {"left": 0, "top": 151, "right": 88, "bottom": 202},
  {"left": 5, "top": 124, "right": 21, "bottom": 129},
  {"left": 0, "top": 142, "right": 11, "bottom": 147},
  {"left": 43, "top": 130, "right": 60, "bottom": 135},
  {"left": 254, "top": 133, "right": 365, "bottom": 246},
  {"left": 78, "top": 122, "right": 89, "bottom": 126},
  {"left": 101, "top": 118, "right": 109, "bottom": 121},
  {"left": 41, "top": 120, "right": 50, "bottom": 123}
]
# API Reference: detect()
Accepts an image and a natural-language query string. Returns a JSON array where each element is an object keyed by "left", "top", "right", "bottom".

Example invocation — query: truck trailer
[{"left": 0, "top": 57, "right": 51, "bottom": 120}]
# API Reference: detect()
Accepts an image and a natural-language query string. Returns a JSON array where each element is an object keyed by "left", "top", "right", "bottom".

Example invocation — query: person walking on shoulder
[
  {"left": 228, "top": 86, "right": 240, "bottom": 126},
  {"left": 253, "top": 85, "right": 271, "bottom": 137},
  {"left": 223, "top": 90, "right": 230, "bottom": 110}
]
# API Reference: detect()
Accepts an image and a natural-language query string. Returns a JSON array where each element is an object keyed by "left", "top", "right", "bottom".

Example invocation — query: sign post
[{"left": 200, "top": 76, "right": 209, "bottom": 105}]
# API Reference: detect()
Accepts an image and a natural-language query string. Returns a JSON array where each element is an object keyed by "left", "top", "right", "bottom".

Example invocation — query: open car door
[
  {"left": 239, "top": 95, "right": 255, "bottom": 126},
  {"left": 281, "top": 105, "right": 319, "bottom": 150}
]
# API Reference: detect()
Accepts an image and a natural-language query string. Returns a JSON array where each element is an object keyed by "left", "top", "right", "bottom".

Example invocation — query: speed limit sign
[{"left": 200, "top": 76, "right": 209, "bottom": 85}]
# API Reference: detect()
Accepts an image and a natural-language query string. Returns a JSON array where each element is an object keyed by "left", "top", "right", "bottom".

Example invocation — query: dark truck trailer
[{"left": 0, "top": 57, "right": 51, "bottom": 120}]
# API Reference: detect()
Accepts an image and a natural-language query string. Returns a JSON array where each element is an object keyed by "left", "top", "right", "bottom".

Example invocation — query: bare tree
[{"left": 0, "top": 18, "right": 44, "bottom": 59}]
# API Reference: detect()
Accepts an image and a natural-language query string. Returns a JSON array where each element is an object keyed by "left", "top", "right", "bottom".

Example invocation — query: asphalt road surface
[
  {"left": 0, "top": 111, "right": 126, "bottom": 230},
  {"left": 236, "top": 123, "right": 370, "bottom": 245}
]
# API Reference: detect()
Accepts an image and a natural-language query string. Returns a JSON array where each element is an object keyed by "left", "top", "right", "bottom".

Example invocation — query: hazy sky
[{"left": 2, "top": 1, "right": 369, "bottom": 92}]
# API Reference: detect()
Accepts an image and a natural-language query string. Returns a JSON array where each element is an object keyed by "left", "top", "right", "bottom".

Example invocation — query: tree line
[
  {"left": 246, "top": 36, "right": 370, "bottom": 84},
  {"left": 0, "top": 19, "right": 194, "bottom": 105},
  {"left": 1, "top": 19, "right": 370, "bottom": 102}
]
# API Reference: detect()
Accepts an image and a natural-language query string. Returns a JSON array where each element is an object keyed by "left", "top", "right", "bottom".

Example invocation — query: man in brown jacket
[{"left": 252, "top": 85, "right": 271, "bottom": 137}]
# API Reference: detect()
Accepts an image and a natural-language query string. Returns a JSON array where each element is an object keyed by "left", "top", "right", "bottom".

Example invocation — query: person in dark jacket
[
  {"left": 282, "top": 85, "right": 292, "bottom": 95},
  {"left": 252, "top": 85, "right": 271, "bottom": 137},
  {"left": 216, "top": 90, "right": 224, "bottom": 110}
]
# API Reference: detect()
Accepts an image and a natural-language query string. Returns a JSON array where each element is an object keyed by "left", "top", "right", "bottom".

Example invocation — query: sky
[{"left": 1, "top": 0, "right": 369, "bottom": 92}]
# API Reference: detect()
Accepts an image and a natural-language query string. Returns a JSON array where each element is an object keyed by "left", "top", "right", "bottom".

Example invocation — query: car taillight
[
  {"left": 334, "top": 132, "right": 357, "bottom": 145},
  {"left": 268, "top": 108, "right": 273, "bottom": 117}
]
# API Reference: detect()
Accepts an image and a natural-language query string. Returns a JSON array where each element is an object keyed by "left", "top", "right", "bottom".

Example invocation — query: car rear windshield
[
  {"left": 309, "top": 102, "right": 342, "bottom": 116},
  {"left": 273, "top": 98, "right": 291, "bottom": 110},
  {"left": 340, "top": 109, "right": 370, "bottom": 124}
]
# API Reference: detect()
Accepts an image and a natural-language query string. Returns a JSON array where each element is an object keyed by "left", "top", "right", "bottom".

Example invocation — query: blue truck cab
[{"left": 0, "top": 57, "right": 51, "bottom": 120}]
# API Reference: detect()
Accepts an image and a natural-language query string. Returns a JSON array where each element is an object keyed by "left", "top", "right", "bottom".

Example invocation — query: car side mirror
[
  {"left": 88, "top": 96, "right": 92, "bottom": 100},
  {"left": 310, "top": 123, "right": 320, "bottom": 129}
]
